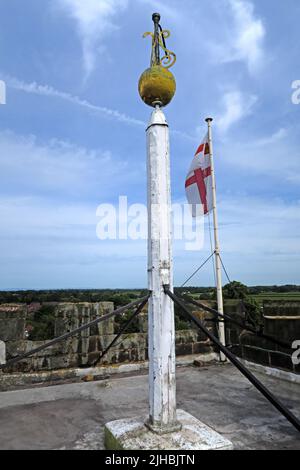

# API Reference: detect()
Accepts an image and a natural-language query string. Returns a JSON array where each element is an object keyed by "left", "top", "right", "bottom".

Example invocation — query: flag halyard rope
[
  {"left": 208, "top": 212, "right": 217, "bottom": 288},
  {"left": 181, "top": 252, "right": 215, "bottom": 288}
]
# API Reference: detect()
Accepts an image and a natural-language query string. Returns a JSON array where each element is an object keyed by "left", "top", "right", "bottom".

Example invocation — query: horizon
[{"left": 1, "top": 283, "right": 300, "bottom": 293}]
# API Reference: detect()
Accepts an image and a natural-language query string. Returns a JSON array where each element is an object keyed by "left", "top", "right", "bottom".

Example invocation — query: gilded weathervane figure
[{"left": 138, "top": 13, "right": 176, "bottom": 107}]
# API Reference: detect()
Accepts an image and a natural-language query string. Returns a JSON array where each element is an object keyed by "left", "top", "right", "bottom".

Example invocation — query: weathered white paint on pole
[
  {"left": 206, "top": 118, "right": 227, "bottom": 362},
  {"left": 104, "top": 108, "right": 234, "bottom": 449},
  {"left": 0, "top": 341, "right": 6, "bottom": 365},
  {"left": 146, "top": 105, "right": 178, "bottom": 433}
]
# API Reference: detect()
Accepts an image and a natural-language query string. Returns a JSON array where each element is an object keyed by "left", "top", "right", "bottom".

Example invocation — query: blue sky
[{"left": 0, "top": 0, "right": 299, "bottom": 289}]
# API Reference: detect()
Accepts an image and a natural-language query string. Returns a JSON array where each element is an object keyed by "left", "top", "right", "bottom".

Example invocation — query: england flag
[{"left": 185, "top": 133, "right": 213, "bottom": 218}]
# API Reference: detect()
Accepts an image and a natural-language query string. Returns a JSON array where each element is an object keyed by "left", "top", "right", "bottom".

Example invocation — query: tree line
[{"left": 0, "top": 285, "right": 299, "bottom": 304}]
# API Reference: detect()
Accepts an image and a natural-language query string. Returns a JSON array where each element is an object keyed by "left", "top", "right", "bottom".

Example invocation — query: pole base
[
  {"left": 105, "top": 409, "right": 233, "bottom": 450},
  {"left": 145, "top": 418, "right": 182, "bottom": 435}
]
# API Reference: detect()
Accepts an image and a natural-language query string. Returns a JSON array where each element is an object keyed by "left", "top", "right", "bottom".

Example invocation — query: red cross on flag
[{"left": 185, "top": 133, "right": 213, "bottom": 218}]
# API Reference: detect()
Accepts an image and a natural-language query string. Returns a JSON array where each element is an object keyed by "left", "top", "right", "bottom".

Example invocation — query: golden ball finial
[
  {"left": 138, "top": 65, "right": 176, "bottom": 107},
  {"left": 139, "top": 13, "right": 176, "bottom": 107}
]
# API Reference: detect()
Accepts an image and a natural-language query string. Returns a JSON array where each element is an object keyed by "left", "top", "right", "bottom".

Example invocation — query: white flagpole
[{"left": 206, "top": 117, "right": 227, "bottom": 362}]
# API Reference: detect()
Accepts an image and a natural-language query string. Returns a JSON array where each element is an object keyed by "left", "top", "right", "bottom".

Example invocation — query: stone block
[
  {"left": 176, "top": 343, "right": 193, "bottom": 356},
  {"left": 138, "top": 313, "right": 148, "bottom": 333},
  {"left": 87, "top": 352, "right": 101, "bottom": 366},
  {"left": 230, "top": 345, "right": 242, "bottom": 357},
  {"left": 77, "top": 336, "right": 89, "bottom": 356},
  {"left": 105, "top": 409, "right": 233, "bottom": 450},
  {"left": 240, "top": 332, "right": 277, "bottom": 351},
  {"left": 227, "top": 329, "right": 240, "bottom": 345},
  {"left": 0, "top": 340, "right": 5, "bottom": 365},
  {"left": 293, "top": 362, "right": 300, "bottom": 374},
  {"left": 98, "top": 302, "right": 115, "bottom": 336},
  {"left": 88, "top": 336, "right": 99, "bottom": 353},
  {"left": 54, "top": 318, "right": 69, "bottom": 337},
  {"left": 129, "top": 348, "right": 146, "bottom": 362},
  {"left": 242, "top": 346, "right": 270, "bottom": 366},
  {"left": 0, "top": 304, "right": 27, "bottom": 320},
  {"left": 4, "top": 361, "right": 31, "bottom": 373},
  {"left": 59, "top": 337, "right": 79, "bottom": 355},
  {"left": 116, "top": 350, "right": 130, "bottom": 363},
  {"left": 224, "top": 300, "right": 245, "bottom": 314},
  {"left": 225, "top": 327, "right": 231, "bottom": 344},
  {"left": 48, "top": 355, "right": 73, "bottom": 370},
  {"left": 0, "top": 318, "right": 26, "bottom": 342},
  {"left": 269, "top": 352, "right": 293, "bottom": 372},
  {"left": 145, "top": 348, "right": 149, "bottom": 361},
  {"left": 5, "top": 340, "right": 63, "bottom": 359},
  {"left": 115, "top": 333, "right": 146, "bottom": 351},
  {"left": 263, "top": 301, "right": 300, "bottom": 317},
  {"left": 264, "top": 318, "right": 300, "bottom": 344},
  {"left": 53, "top": 302, "right": 115, "bottom": 338},
  {"left": 192, "top": 342, "right": 212, "bottom": 355},
  {"left": 175, "top": 330, "right": 198, "bottom": 345}
]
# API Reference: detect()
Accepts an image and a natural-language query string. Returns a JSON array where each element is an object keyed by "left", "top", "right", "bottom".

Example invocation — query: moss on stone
[{"left": 104, "top": 426, "right": 125, "bottom": 450}]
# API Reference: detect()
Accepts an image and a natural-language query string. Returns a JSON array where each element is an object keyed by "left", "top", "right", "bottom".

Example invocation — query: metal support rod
[
  {"left": 164, "top": 287, "right": 300, "bottom": 434},
  {"left": 0, "top": 295, "right": 150, "bottom": 371},
  {"left": 152, "top": 13, "right": 161, "bottom": 66},
  {"left": 181, "top": 294, "right": 291, "bottom": 350},
  {"left": 97, "top": 297, "right": 150, "bottom": 363},
  {"left": 206, "top": 118, "right": 226, "bottom": 361}
]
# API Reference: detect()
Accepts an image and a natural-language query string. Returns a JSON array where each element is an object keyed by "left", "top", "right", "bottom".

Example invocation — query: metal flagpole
[{"left": 206, "top": 117, "right": 227, "bottom": 362}]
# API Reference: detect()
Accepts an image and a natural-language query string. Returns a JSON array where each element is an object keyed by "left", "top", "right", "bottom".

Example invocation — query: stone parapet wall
[
  {"left": 0, "top": 304, "right": 28, "bottom": 342},
  {"left": 3, "top": 299, "right": 297, "bottom": 376},
  {"left": 225, "top": 300, "right": 300, "bottom": 374},
  {"left": 0, "top": 302, "right": 216, "bottom": 374},
  {"left": 1, "top": 302, "right": 115, "bottom": 373}
]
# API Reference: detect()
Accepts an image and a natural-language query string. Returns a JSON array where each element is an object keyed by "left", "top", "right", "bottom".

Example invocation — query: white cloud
[
  {"left": 0, "top": 130, "right": 140, "bottom": 198},
  {"left": 167, "top": 194, "right": 300, "bottom": 286},
  {"left": 216, "top": 195, "right": 300, "bottom": 284},
  {"left": 216, "top": 91, "right": 257, "bottom": 134},
  {"left": 6, "top": 75, "right": 144, "bottom": 127},
  {"left": 0, "top": 195, "right": 147, "bottom": 289},
  {"left": 220, "top": 126, "right": 300, "bottom": 183},
  {"left": 211, "top": 0, "right": 266, "bottom": 74},
  {"left": 0, "top": 129, "right": 148, "bottom": 288},
  {"left": 228, "top": 0, "right": 265, "bottom": 72},
  {"left": 255, "top": 128, "right": 288, "bottom": 147},
  {"left": 0, "top": 192, "right": 299, "bottom": 288},
  {"left": 57, "top": 0, "right": 129, "bottom": 79},
  {"left": 220, "top": 196, "right": 300, "bottom": 264},
  {"left": 6, "top": 75, "right": 195, "bottom": 141}
]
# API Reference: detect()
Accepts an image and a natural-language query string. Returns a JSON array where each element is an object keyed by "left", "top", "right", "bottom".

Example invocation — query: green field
[
  {"left": 182, "top": 291, "right": 300, "bottom": 307},
  {"left": 250, "top": 292, "right": 300, "bottom": 306}
]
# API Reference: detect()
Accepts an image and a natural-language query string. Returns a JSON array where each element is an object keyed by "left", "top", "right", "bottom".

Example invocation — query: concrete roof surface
[{"left": 0, "top": 364, "right": 299, "bottom": 450}]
